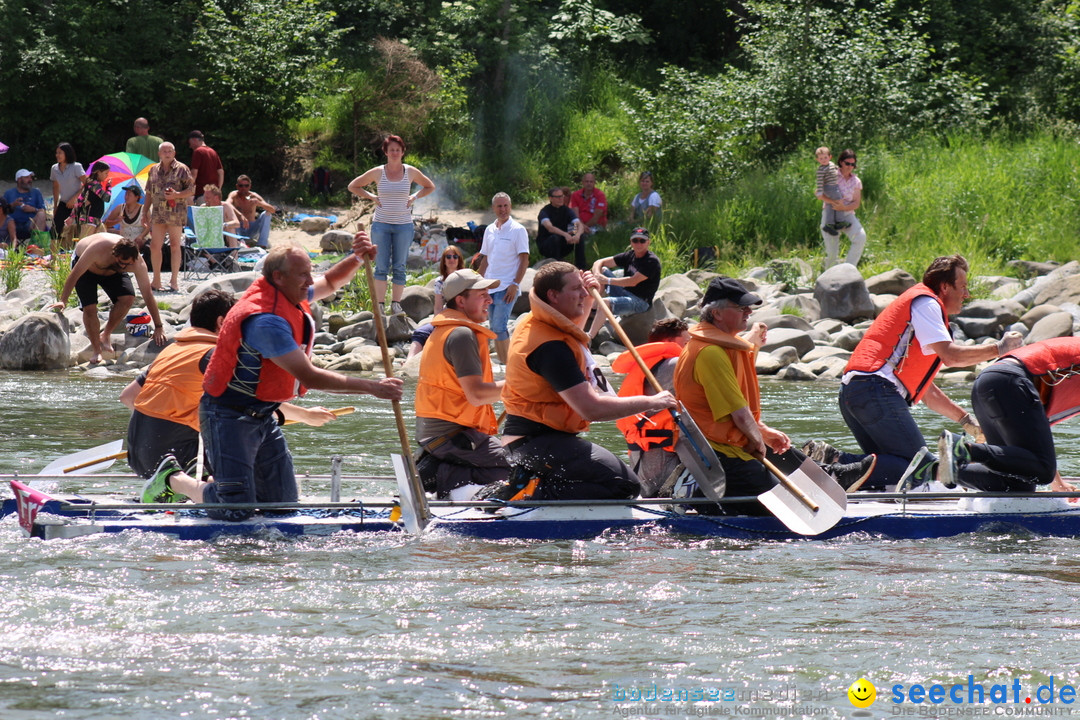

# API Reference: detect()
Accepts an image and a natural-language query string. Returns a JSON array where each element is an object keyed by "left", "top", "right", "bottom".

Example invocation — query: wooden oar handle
[
  {"left": 64, "top": 450, "right": 128, "bottom": 474},
  {"left": 762, "top": 457, "right": 819, "bottom": 512},
  {"left": 588, "top": 286, "right": 664, "bottom": 394}
]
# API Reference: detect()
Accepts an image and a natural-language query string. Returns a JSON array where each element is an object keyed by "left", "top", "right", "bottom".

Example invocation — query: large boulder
[
  {"left": 0, "top": 312, "right": 71, "bottom": 370},
  {"left": 400, "top": 285, "right": 434, "bottom": 322},
  {"left": 1026, "top": 312, "right": 1074, "bottom": 344},
  {"left": 1029, "top": 262, "right": 1080, "bottom": 307},
  {"left": 1020, "top": 304, "right": 1062, "bottom": 329},
  {"left": 616, "top": 301, "right": 674, "bottom": 346},
  {"left": 814, "top": 263, "right": 874, "bottom": 323},
  {"left": 759, "top": 327, "right": 815, "bottom": 358},
  {"left": 300, "top": 216, "right": 332, "bottom": 233},
  {"left": 320, "top": 230, "right": 353, "bottom": 253},
  {"left": 864, "top": 268, "right": 916, "bottom": 296},
  {"left": 654, "top": 274, "right": 703, "bottom": 319},
  {"left": 336, "top": 314, "right": 415, "bottom": 344}
]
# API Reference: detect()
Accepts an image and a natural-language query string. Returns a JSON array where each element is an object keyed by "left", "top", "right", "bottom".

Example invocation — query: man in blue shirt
[{"left": 3, "top": 169, "right": 47, "bottom": 241}]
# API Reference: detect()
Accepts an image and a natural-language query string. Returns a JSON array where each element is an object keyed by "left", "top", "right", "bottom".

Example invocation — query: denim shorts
[{"left": 488, "top": 289, "right": 514, "bottom": 341}]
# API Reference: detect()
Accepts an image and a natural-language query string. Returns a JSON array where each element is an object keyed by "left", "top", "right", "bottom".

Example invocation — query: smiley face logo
[{"left": 848, "top": 678, "right": 876, "bottom": 708}]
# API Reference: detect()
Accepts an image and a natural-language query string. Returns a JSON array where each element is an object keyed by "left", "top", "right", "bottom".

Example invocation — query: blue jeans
[
  {"left": 199, "top": 398, "right": 297, "bottom": 520},
  {"left": 838, "top": 374, "right": 934, "bottom": 489},
  {"left": 238, "top": 211, "right": 272, "bottom": 248},
  {"left": 601, "top": 269, "right": 650, "bottom": 316},
  {"left": 371, "top": 221, "right": 413, "bottom": 286},
  {"left": 488, "top": 289, "right": 514, "bottom": 341}
]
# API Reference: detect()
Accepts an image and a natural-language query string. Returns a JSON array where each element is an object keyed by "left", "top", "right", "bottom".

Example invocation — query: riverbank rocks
[
  {"left": 813, "top": 264, "right": 874, "bottom": 323},
  {"left": 0, "top": 312, "right": 70, "bottom": 370},
  {"left": 320, "top": 230, "right": 353, "bottom": 253}
]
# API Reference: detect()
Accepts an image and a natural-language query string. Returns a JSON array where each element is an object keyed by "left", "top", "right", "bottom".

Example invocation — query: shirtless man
[
  {"left": 50, "top": 233, "right": 167, "bottom": 363},
  {"left": 225, "top": 175, "right": 278, "bottom": 248}
]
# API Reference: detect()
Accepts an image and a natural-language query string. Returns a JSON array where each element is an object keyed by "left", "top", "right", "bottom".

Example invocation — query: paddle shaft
[
  {"left": 589, "top": 287, "right": 664, "bottom": 394},
  {"left": 761, "top": 457, "right": 819, "bottom": 512},
  {"left": 59, "top": 407, "right": 357, "bottom": 474},
  {"left": 363, "top": 258, "right": 430, "bottom": 525}
]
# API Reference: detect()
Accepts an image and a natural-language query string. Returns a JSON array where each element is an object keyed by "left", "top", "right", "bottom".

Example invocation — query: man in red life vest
[
  {"left": 938, "top": 337, "right": 1080, "bottom": 493},
  {"left": 145, "top": 236, "right": 403, "bottom": 520},
  {"left": 612, "top": 318, "right": 690, "bottom": 496},
  {"left": 415, "top": 269, "right": 510, "bottom": 499},
  {"left": 828, "top": 255, "right": 1022, "bottom": 490}
]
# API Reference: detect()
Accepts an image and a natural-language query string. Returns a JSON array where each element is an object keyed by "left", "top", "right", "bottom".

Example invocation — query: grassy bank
[{"left": 635, "top": 130, "right": 1080, "bottom": 281}]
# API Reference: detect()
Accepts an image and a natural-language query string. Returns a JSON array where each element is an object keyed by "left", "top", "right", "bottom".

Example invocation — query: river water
[{"left": 3, "top": 373, "right": 1080, "bottom": 720}]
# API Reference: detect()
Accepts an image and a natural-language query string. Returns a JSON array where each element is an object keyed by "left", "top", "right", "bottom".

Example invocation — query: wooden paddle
[
  {"left": 587, "top": 286, "right": 727, "bottom": 501},
  {"left": 364, "top": 258, "right": 430, "bottom": 532},
  {"left": 40, "top": 440, "right": 126, "bottom": 477},
  {"left": 56, "top": 408, "right": 359, "bottom": 474}
]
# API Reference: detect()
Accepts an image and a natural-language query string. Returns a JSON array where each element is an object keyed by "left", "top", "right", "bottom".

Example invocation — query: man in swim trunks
[{"left": 50, "top": 233, "right": 167, "bottom": 363}]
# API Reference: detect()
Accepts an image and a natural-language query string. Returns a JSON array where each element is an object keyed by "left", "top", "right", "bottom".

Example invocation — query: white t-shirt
[
  {"left": 479, "top": 216, "right": 529, "bottom": 289},
  {"left": 843, "top": 296, "right": 952, "bottom": 396}
]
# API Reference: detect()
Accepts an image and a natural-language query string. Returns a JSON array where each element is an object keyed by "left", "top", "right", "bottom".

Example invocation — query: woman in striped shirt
[{"left": 348, "top": 135, "right": 436, "bottom": 314}]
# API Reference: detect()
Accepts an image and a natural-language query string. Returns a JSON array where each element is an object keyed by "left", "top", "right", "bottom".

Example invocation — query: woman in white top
[
  {"left": 105, "top": 184, "right": 148, "bottom": 246},
  {"left": 630, "top": 171, "right": 662, "bottom": 222},
  {"left": 820, "top": 148, "right": 867, "bottom": 268},
  {"left": 347, "top": 134, "right": 435, "bottom": 313},
  {"left": 51, "top": 142, "right": 86, "bottom": 234}
]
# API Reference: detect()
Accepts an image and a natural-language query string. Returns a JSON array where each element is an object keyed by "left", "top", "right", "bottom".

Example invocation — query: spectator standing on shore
[
  {"left": 820, "top": 149, "right": 867, "bottom": 268},
  {"left": 569, "top": 172, "right": 608, "bottom": 234},
  {"left": 144, "top": 142, "right": 194, "bottom": 292},
  {"left": 187, "top": 131, "right": 224, "bottom": 204},
  {"left": 347, "top": 134, "right": 436, "bottom": 315},
  {"left": 51, "top": 143, "right": 86, "bottom": 235},
  {"left": 125, "top": 118, "right": 163, "bottom": 163},
  {"left": 476, "top": 192, "right": 529, "bottom": 365}
]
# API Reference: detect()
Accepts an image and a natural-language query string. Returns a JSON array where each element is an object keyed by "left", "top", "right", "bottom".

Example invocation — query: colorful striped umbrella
[{"left": 94, "top": 152, "right": 155, "bottom": 220}]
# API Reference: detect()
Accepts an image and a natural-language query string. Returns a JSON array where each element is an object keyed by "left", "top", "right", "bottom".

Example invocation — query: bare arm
[
  {"left": 920, "top": 383, "right": 968, "bottom": 422},
  {"left": 926, "top": 339, "right": 1000, "bottom": 368},
  {"left": 279, "top": 403, "right": 338, "bottom": 426},
  {"left": 502, "top": 253, "right": 530, "bottom": 303},
  {"left": 406, "top": 167, "right": 436, "bottom": 206},
  {"left": 347, "top": 168, "right": 383, "bottom": 202},
  {"left": 591, "top": 256, "right": 616, "bottom": 277},
  {"left": 607, "top": 270, "right": 647, "bottom": 289},
  {"left": 312, "top": 253, "right": 363, "bottom": 301},
  {"left": 459, "top": 375, "right": 504, "bottom": 406},
  {"left": 477, "top": 254, "right": 488, "bottom": 278},
  {"left": 119, "top": 379, "right": 141, "bottom": 410},
  {"left": 558, "top": 381, "right": 675, "bottom": 423},
  {"left": 269, "top": 348, "right": 404, "bottom": 400}
]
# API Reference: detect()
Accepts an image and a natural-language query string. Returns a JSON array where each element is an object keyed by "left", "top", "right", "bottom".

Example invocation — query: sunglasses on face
[
  {"left": 842, "top": 161, "right": 856, "bottom": 167},
  {"left": 446, "top": 255, "right": 462, "bottom": 261},
  {"left": 237, "top": 183, "right": 251, "bottom": 188},
  {"left": 631, "top": 238, "right": 648, "bottom": 244}
]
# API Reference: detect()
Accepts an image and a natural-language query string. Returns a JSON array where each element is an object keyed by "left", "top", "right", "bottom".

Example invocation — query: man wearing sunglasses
[
  {"left": 536, "top": 186, "right": 586, "bottom": 269},
  {"left": 587, "top": 227, "right": 661, "bottom": 337}
]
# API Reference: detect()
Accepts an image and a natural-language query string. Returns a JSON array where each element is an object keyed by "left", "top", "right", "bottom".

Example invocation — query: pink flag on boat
[{"left": 11, "top": 480, "right": 52, "bottom": 536}]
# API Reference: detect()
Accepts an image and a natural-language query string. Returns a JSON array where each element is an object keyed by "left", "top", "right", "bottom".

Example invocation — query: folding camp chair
[{"left": 183, "top": 205, "right": 244, "bottom": 280}]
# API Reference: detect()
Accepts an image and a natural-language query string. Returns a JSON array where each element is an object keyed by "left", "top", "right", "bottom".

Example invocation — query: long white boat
[{"left": 9, "top": 477, "right": 1080, "bottom": 542}]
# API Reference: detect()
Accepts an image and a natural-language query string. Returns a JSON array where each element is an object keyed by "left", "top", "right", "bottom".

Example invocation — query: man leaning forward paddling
[
  {"left": 499, "top": 261, "right": 676, "bottom": 501},
  {"left": 415, "top": 269, "right": 511, "bottom": 500},
  {"left": 144, "top": 234, "right": 403, "bottom": 520}
]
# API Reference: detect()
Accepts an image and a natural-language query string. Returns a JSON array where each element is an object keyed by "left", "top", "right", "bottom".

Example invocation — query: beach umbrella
[{"left": 94, "top": 152, "right": 154, "bottom": 219}]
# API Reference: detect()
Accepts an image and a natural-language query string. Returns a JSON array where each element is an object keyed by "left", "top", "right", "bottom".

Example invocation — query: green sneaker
[
  {"left": 937, "top": 429, "right": 970, "bottom": 489},
  {"left": 141, "top": 455, "right": 187, "bottom": 504},
  {"left": 896, "top": 446, "right": 937, "bottom": 492}
]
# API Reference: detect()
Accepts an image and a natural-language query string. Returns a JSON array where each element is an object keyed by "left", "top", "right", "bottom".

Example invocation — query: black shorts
[
  {"left": 126, "top": 409, "right": 205, "bottom": 478},
  {"left": 75, "top": 269, "right": 135, "bottom": 309}
]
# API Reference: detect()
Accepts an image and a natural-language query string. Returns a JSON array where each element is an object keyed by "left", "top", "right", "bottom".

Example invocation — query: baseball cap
[
  {"left": 630, "top": 227, "right": 650, "bottom": 241},
  {"left": 442, "top": 269, "right": 500, "bottom": 302},
  {"left": 701, "top": 277, "right": 762, "bottom": 307},
  {"left": 15, "top": 169, "right": 33, "bottom": 180},
  {"left": 123, "top": 183, "right": 143, "bottom": 197}
]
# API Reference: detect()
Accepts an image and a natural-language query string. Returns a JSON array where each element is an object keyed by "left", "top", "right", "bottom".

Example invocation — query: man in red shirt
[
  {"left": 569, "top": 172, "right": 608, "bottom": 234},
  {"left": 188, "top": 130, "right": 224, "bottom": 204}
]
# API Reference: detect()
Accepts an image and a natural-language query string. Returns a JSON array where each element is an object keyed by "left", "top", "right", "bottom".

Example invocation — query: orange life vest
[
  {"left": 613, "top": 342, "right": 682, "bottom": 452},
  {"left": 416, "top": 309, "right": 498, "bottom": 434},
  {"left": 502, "top": 290, "right": 590, "bottom": 434},
  {"left": 673, "top": 322, "right": 760, "bottom": 452},
  {"left": 844, "top": 283, "right": 948, "bottom": 405},
  {"left": 203, "top": 276, "right": 314, "bottom": 402},
  {"left": 134, "top": 327, "right": 217, "bottom": 431},
  {"left": 1005, "top": 337, "right": 1080, "bottom": 425}
]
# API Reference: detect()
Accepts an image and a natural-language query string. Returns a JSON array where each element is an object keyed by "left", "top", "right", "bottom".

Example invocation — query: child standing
[{"left": 814, "top": 147, "right": 850, "bottom": 236}]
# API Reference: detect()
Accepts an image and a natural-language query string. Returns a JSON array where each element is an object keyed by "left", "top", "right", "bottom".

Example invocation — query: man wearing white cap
[
  {"left": 3, "top": 169, "right": 47, "bottom": 240},
  {"left": 415, "top": 269, "right": 511, "bottom": 499}
]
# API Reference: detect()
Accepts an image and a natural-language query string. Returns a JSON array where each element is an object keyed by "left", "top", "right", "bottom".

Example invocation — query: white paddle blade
[
  {"left": 672, "top": 405, "right": 726, "bottom": 501},
  {"left": 392, "top": 453, "right": 427, "bottom": 534},
  {"left": 38, "top": 440, "right": 125, "bottom": 476},
  {"left": 758, "top": 465, "right": 845, "bottom": 535}
]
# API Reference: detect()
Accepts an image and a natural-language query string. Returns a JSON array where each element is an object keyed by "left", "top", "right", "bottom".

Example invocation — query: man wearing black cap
[
  {"left": 415, "top": 269, "right": 511, "bottom": 499},
  {"left": 588, "top": 226, "right": 662, "bottom": 338},
  {"left": 674, "top": 277, "right": 875, "bottom": 512}
]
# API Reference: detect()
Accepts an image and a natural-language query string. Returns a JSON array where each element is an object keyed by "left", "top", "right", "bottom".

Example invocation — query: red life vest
[
  {"left": 415, "top": 309, "right": 498, "bottom": 434},
  {"left": 1005, "top": 337, "right": 1080, "bottom": 425},
  {"left": 203, "top": 276, "right": 315, "bottom": 403},
  {"left": 845, "top": 283, "right": 948, "bottom": 405},
  {"left": 613, "top": 342, "right": 682, "bottom": 452}
]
